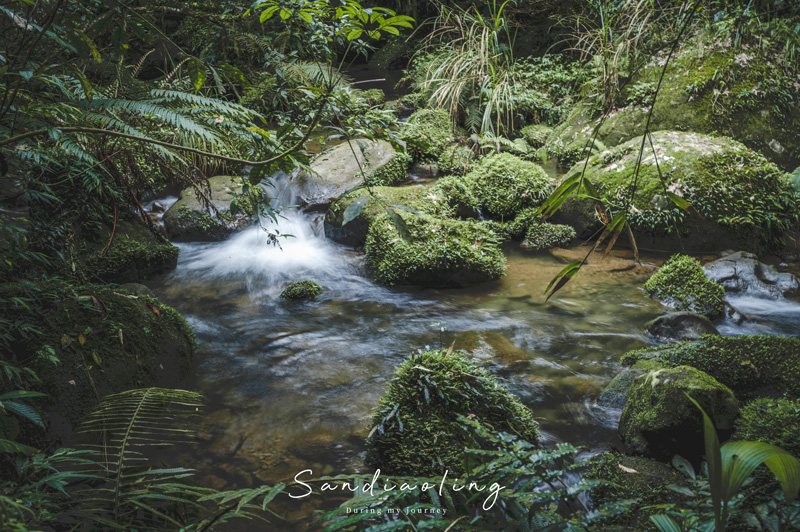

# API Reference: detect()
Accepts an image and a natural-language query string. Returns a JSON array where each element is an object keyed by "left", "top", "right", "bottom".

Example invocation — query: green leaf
[
  {"left": 385, "top": 207, "right": 411, "bottom": 242},
  {"left": 543, "top": 260, "right": 583, "bottom": 301},
  {"left": 186, "top": 59, "right": 207, "bottom": 92},
  {"left": 346, "top": 29, "right": 363, "bottom": 41},
  {"left": 650, "top": 514, "right": 682, "bottom": 532},
  {"left": 0, "top": 414, "right": 20, "bottom": 440},
  {"left": 259, "top": 5, "right": 280, "bottom": 22},
  {"left": 721, "top": 441, "right": 800, "bottom": 502},
  {"left": 341, "top": 195, "right": 370, "bottom": 225}
]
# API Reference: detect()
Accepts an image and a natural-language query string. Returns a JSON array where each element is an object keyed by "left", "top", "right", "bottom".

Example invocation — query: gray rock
[
  {"left": 410, "top": 161, "right": 439, "bottom": 179},
  {"left": 645, "top": 312, "right": 720, "bottom": 343},
  {"left": 163, "top": 176, "right": 258, "bottom": 241},
  {"left": 292, "top": 139, "right": 397, "bottom": 211},
  {"left": 596, "top": 359, "right": 666, "bottom": 411},
  {"left": 704, "top": 251, "right": 800, "bottom": 298}
]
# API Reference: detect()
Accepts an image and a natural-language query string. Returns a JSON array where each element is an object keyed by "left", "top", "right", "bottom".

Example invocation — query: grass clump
[
  {"left": 365, "top": 349, "right": 540, "bottom": 476},
  {"left": 279, "top": 280, "right": 323, "bottom": 301},
  {"left": 644, "top": 254, "right": 725, "bottom": 320}
]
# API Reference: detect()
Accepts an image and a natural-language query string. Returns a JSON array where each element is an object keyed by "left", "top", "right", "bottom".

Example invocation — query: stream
[{"left": 145, "top": 175, "right": 800, "bottom": 530}]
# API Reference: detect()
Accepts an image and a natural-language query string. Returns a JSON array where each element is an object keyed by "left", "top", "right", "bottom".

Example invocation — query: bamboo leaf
[{"left": 544, "top": 260, "right": 583, "bottom": 301}]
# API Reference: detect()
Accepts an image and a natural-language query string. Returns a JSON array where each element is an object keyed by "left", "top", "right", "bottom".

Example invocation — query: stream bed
[{"left": 145, "top": 178, "right": 800, "bottom": 530}]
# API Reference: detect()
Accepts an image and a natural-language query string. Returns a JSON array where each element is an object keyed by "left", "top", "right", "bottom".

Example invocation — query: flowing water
[{"left": 145, "top": 175, "right": 800, "bottom": 530}]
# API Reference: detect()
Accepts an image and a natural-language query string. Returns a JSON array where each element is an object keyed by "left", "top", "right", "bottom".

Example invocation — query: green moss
[
  {"left": 644, "top": 254, "right": 725, "bottom": 320},
  {"left": 619, "top": 365, "right": 739, "bottom": 459},
  {"left": 520, "top": 124, "right": 553, "bottom": 149},
  {"left": 521, "top": 223, "right": 576, "bottom": 250},
  {"left": 365, "top": 349, "right": 540, "bottom": 475},
  {"left": 733, "top": 398, "right": 800, "bottom": 457},
  {"left": 365, "top": 213, "right": 506, "bottom": 286},
  {"left": 358, "top": 88, "right": 385, "bottom": 106},
  {"left": 79, "top": 218, "right": 179, "bottom": 283},
  {"left": 621, "top": 335, "right": 800, "bottom": 399},
  {"left": 585, "top": 453, "right": 691, "bottom": 531},
  {"left": 431, "top": 175, "right": 479, "bottom": 217},
  {"left": 398, "top": 109, "right": 454, "bottom": 162},
  {"left": 0, "top": 281, "right": 195, "bottom": 427},
  {"left": 279, "top": 280, "right": 323, "bottom": 301},
  {"left": 366, "top": 152, "right": 412, "bottom": 186},
  {"left": 466, "top": 153, "right": 553, "bottom": 219}
]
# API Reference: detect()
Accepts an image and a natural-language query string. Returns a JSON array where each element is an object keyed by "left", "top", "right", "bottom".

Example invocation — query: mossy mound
[
  {"left": 79, "top": 216, "right": 179, "bottom": 283},
  {"left": 520, "top": 124, "right": 553, "bottom": 149},
  {"left": 619, "top": 365, "right": 739, "bottom": 460},
  {"left": 279, "top": 281, "right": 323, "bottom": 301},
  {"left": 366, "top": 152, "right": 412, "bottom": 187},
  {"left": 0, "top": 281, "right": 195, "bottom": 429},
  {"left": 621, "top": 335, "right": 800, "bottom": 400},
  {"left": 324, "top": 185, "right": 449, "bottom": 246},
  {"left": 644, "top": 254, "right": 725, "bottom": 320},
  {"left": 733, "top": 398, "right": 800, "bottom": 458},
  {"left": 521, "top": 222, "right": 576, "bottom": 250},
  {"left": 162, "top": 176, "right": 260, "bottom": 241},
  {"left": 365, "top": 213, "right": 506, "bottom": 287},
  {"left": 398, "top": 108, "right": 454, "bottom": 162},
  {"left": 467, "top": 153, "right": 553, "bottom": 219},
  {"left": 585, "top": 453, "right": 691, "bottom": 531},
  {"left": 550, "top": 45, "right": 800, "bottom": 168},
  {"left": 559, "top": 131, "right": 798, "bottom": 252},
  {"left": 365, "top": 349, "right": 540, "bottom": 476},
  {"left": 596, "top": 359, "right": 668, "bottom": 410},
  {"left": 431, "top": 174, "right": 480, "bottom": 218}
]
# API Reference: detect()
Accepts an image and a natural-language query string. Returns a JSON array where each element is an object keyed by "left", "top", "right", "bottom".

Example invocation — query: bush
[
  {"left": 365, "top": 349, "right": 540, "bottom": 475},
  {"left": 365, "top": 214, "right": 506, "bottom": 286},
  {"left": 621, "top": 335, "right": 800, "bottom": 399},
  {"left": 644, "top": 254, "right": 725, "bottom": 320},
  {"left": 279, "top": 280, "right": 323, "bottom": 300}
]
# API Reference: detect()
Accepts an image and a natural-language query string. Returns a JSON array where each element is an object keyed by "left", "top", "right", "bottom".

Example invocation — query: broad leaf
[{"left": 341, "top": 195, "right": 370, "bottom": 225}]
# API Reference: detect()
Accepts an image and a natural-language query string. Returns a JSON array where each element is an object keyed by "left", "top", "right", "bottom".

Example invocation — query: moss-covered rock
[
  {"left": 358, "top": 88, "right": 385, "bottom": 106},
  {"left": 644, "top": 254, "right": 725, "bottom": 320},
  {"left": 324, "top": 185, "right": 449, "bottom": 246},
  {"left": 585, "top": 453, "right": 691, "bottom": 531},
  {"left": 733, "top": 398, "right": 800, "bottom": 458},
  {"left": 365, "top": 349, "right": 540, "bottom": 475},
  {"left": 644, "top": 312, "right": 720, "bottom": 343},
  {"left": 596, "top": 359, "right": 668, "bottom": 411},
  {"left": 621, "top": 335, "right": 800, "bottom": 400},
  {"left": 366, "top": 152, "right": 412, "bottom": 187},
  {"left": 550, "top": 45, "right": 800, "bottom": 169},
  {"left": 163, "top": 176, "right": 259, "bottom": 241},
  {"left": 79, "top": 216, "right": 179, "bottom": 283},
  {"left": 0, "top": 281, "right": 195, "bottom": 430},
  {"left": 279, "top": 280, "right": 323, "bottom": 301},
  {"left": 431, "top": 174, "right": 480, "bottom": 218},
  {"left": 558, "top": 131, "right": 799, "bottom": 253},
  {"left": 619, "top": 365, "right": 739, "bottom": 460},
  {"left": 365, "top": 213, "right": 506, "bottom": 286},
  {"left": 398, "top": 108, "right": 454, "bottom": 162},
  {"left": 467, "top": 153, "right": 553, "bottom": 219},
  {"left": 520, "top": 124, "right": 553, "bottom": 149},
  {"left": 520, "top": 222, "right": 576, "bottom": 250}
]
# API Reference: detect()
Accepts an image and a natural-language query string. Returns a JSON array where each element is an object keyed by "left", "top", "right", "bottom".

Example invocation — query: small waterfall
[{"left": 168, "top": 172, "right": 383, "bottom": 300}]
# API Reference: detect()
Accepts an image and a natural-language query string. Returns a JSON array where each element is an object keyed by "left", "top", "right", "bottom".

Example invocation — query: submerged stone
[
  {"left": 280, "top": 280, "right": 323, "bottom": 301},
  {"left": 645, "top": 312, "right": 720, "bottom": 343}
]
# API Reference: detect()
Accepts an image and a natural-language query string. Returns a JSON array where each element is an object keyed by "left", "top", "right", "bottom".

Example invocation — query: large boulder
[
  {"left": 645, "top": 312, "right": 720, "bottom": 343},
  {"left": 163, "top": 176, "right": 258, "bottom": 241},
  {"left": 621, "top": 335, "right": 800, "bottom": 400},
  {"left": 292, "top": 140, "right": 401, "bottom": 211},
  {"left": 703, "top": 251, "right": 800, "bottom": 298},
  {"left": 78, "top": 216, "right": 179, "bottom": 283},
  {"left": 365, "top": 213, "right": 506, "bottom": 286},
  {"left": 549, "top": 45, "right": 800, "bottom": 169},
  {"left": 644, "top": 254, "right": 725, "bottom": 321},
  {"left": 397, "top": 108, "right": 454, "bottom": 163},
  {"left": 596, "top": 359, "right": 667, "bottom": 411},
  {"left": 619, "top": 365, "right": 739, "bottom": 460},
  {"left": 324, "top": 185, "right": 449, "bottom": 246},
  {"left": 0, "top": 281, "right": 195, "bottom": 432},
  {"left": 365, "top": 349, "right": 540, "bottom": 476},
  {"left": 554, "top": 132, "right": 798, "bottom": 253}
]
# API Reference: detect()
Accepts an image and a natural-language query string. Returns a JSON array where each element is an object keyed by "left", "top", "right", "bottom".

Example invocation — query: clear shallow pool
[{"left": 145, "top": 179, "right": 800, "bottom": 530}]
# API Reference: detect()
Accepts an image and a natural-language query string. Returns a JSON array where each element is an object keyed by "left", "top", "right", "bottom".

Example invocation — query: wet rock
[
  {"left": 411, "top": 161, "right": 439, "bottom": 178},
  {"left": 619, "top": 365, "right": 739, "bottom": 461},
  {"left": 163, "top": 176, "right": 259, "bottom": 241},
  {"left": 292, "top": 140, "right": 398, "bottom": 211},
  {"left": 703, "top": 251, "right": 800, "bottom": 298},
  {"left": 279, "top": 280, "right": 323, "bottom": 301},
  {"left": 645, "top": 312, "right": 720, "bottom": 343},
  {"left": 596, "top": 359, "right": 666, "bottom": 411}
]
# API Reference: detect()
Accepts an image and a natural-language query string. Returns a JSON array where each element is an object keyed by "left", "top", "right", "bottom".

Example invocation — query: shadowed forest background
[{"left": 2, "top": 1, "right": 800, "bottom": 531}]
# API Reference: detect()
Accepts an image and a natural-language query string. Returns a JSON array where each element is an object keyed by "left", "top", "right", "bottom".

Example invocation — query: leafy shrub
[
  {"left": 644, "top": 254, "right": 725, "bottom": 320},
  {"left": 365, "top": 349, "right": 540, "bottom": 476}
]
